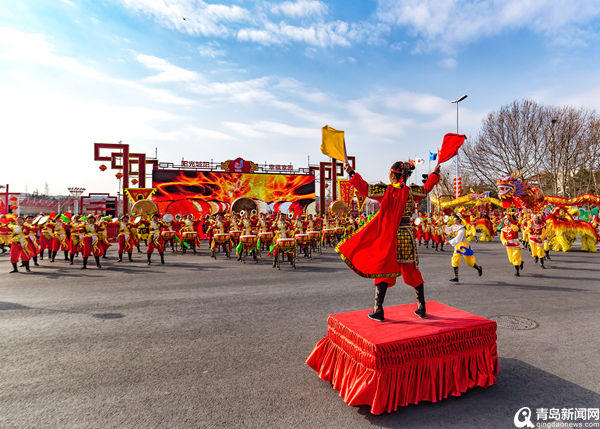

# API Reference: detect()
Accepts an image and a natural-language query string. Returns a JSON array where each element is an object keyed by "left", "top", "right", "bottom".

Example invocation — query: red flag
[{"left": 437, "top": 133, "right": 467, "bottom": 165}]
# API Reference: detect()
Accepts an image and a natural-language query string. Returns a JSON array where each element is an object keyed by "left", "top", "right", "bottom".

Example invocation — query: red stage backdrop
[{"left": 152, "top": 170, "right": 315, "bottom": 216}]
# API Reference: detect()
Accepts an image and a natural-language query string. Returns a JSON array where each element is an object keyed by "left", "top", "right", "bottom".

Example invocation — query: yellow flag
[{"left": 321, "top": 125, "right": 348, "bottom": 163}]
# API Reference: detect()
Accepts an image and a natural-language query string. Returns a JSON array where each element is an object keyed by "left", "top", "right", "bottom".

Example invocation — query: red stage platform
[{"left": 306, "top": 301, "right": 498, "bottom": 414}]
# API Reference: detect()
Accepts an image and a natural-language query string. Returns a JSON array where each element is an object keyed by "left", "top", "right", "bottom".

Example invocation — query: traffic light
[{"left": 421, "top": 174, "right": 429, "bottom": 184}]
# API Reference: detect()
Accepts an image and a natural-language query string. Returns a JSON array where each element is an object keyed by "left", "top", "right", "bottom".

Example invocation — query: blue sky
[{"left": 2, "top": 0, "right": 600, "bottom": 196}]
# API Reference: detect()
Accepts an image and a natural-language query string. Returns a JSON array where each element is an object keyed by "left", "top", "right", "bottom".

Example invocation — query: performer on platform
[
  {"left": 339, "top": 161, "right": 440, "bottom": 322},
  {"left": 447, "top": 215, "right": 483, "bottom": 282},
  {"left": 500, "top": 214, "right": 524, "bottom": 276}
]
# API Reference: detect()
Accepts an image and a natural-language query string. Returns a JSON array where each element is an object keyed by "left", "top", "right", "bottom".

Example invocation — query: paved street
[{"left": 1, "top": 240, "right": 599, "bottom": 429}]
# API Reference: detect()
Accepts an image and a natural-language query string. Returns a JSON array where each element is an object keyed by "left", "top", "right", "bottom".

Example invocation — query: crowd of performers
[
  {"left": 0, "top": 211, "right": 371, "bottom": 273},
  {"left": 1, "top": 199, "right": 598, "bottom": 279}
]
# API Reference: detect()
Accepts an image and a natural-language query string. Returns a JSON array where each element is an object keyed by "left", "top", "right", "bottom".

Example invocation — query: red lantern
[
  {"left": 115, "top": 172, "right": 123, "bottom": 180},
  {"left": 99, "top": 164, "right": 107, "bottom": 172},
  {"left": 10, "top": 205, "right": 18, "bottom": 210},
  {"left": 131, "top": 179, "right": 138, "bottom": 185},
  {"left": 10, "top": 196, "right": 18, "bottom": 202},
  {"left": 325, "top": 183, "right": 329, "bottom": 189}
]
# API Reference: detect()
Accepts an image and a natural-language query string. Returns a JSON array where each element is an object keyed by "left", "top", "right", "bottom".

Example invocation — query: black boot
[
  {"left": 102, "top": 252, "right": 107, "bottom": 259},
  {"left": 137, "top": 246, "right": 142, "bottom": 253},
  {"left": 147, "top": 253, "right": 152, "bottom": 265},
  {"left": 540, "top": 257, "right": 546, "bottom": 269},
  {"left": 160, "top": 252, "right": 165, "bottom": 264},
  {"left": 211, "top": 249, "right": 216, "bottom": 258},
  {"left": 95, "top": 256, "right": 101, "bottom": 268},
  {"left": 0, "top": 244, "right": 5, "bottom": 254},
  {"left": 435, "top": 243, "right": 439, "bottom": 251},
  {"left": 534, "top": 256, "right": 539, "bottom": 264},
  {"left": 514, "top": 265, "right": 520, "bottom": 276},
  {"left": 118, "top": 253, "right": 123, "bottom": 262},
  {"left": 39, "top": 249, "right": 44, "bottom": 259},
  {"left": 128, "top": 253, "right": 132, "bottom": 261},
  {"left": 70, "top": 253, "right": 74, "bottom": 265},
  {"left": 64, "top": 251, "right": 69, "bottom": 261},
  {"left": 272, "top": 257, "right": 277, "bottom": 268},
  {"left": 414, "top": 283, "right": 426, "bottom": 319},
  {"left": 51, "top": 251, "right": 56, "bottom": 262},
  {"left": 368, "top": 282, "right": 388, "bottom": 322},
  {"left": 440, "top": 243, "right": 445, "bottom": 251},
  {"left": 425, "top": 241, "right": 429, "bottom": 248},
  {"left": 81, "top": 257, "right": 88, "bottom": 269},
  {"left": 449, "top": 266, "right": 459, "bottom": 282},
  {"left": 24, "top": 261, "right": 31, "bottom": 272},
  {"left": 419, "top": 240, "right": 422, "bottom": 246},
  {"left": 33, "top": 256, "right": 39, "bottom": 266},
  {"left": 520, "top": 260, "right": 524, "bottom": 270},
  {"left": 10, "top": 263, "right": 18, "bottom": 273},
  {"left": 474, "top": 264, "right": 483, "bottom": 276},
  {"left": 545, "top": 250, "right": 551, "bottom": 261}
]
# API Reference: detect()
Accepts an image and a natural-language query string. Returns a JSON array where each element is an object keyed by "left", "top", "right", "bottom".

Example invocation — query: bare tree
[{"left": 462, "top": 99, "right": 600, "bottom": 197}]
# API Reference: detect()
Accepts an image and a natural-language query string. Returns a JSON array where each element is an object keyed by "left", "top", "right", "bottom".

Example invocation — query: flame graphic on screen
[{"left": 152, "top": 170, "right": 315, "bottom": 214}]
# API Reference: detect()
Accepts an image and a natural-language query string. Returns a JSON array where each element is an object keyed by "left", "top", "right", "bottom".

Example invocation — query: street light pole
[
  {"left": 451, "top": 95, "right": 468, "bottom": 198},
  {"left": 68, "top": 187, "right": 86, "bottom": 215}
]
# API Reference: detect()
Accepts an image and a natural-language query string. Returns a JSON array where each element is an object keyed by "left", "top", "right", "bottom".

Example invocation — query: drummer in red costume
[
  {"left": 8, "top": 216, "right": 34, "bottom": 273},
  {"left": 146, "top": 214, "right": 166, "bottom": 265},
  {"left": 81, "top": 215, "right": 104, "bottom": 269},
  {"left": 117, "top": 215, "right": 134, "bottom": 262},
  {"left": 339, "top": 161, "right": 440, "bottom": 322}
]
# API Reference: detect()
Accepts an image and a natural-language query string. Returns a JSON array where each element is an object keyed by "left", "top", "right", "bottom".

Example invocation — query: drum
[
  {"left": 214, "top": 233, "right": 230, "bottom": 244},
  {"left": 258, "top": 232, "right": 273, "bottom": 240},
  {"left": 161, "top": 231, "right": 176, "bottom": 239},
  {"left": 295, "top": 234, "right": 310, "bottom": 244},
  {"left": 276, "top": 238, "right": 296, "bottom": 250},
  {"left": 240, "top": 235, "right": 258, "bottom": 245},
  {"left": 323, "top": 228, "right": 335, "bottom": 237},
  {"left": 182, "top": 232, "right": 197, "bottom": 240},
  {"left": 307, "top": 231, "right": 321, "bottom": 240},
  {"left": 230, "top": 230, "right": 242, "bottom": 240},
  {"left": 334, "top": 227, "right": 345, "bottom": 235}
]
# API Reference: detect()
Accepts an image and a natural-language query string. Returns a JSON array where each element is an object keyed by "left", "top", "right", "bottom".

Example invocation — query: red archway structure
[
  {"left": 94, "top": 143, "right": 158, "bottom": 215},
  {"left": 309, "top": 156, "right": 355, "bottom": 215}
]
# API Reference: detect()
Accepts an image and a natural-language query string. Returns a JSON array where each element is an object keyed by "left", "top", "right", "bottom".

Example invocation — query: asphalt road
[{"left": 1, "top": 239, "right": 599, "bottom": 429}]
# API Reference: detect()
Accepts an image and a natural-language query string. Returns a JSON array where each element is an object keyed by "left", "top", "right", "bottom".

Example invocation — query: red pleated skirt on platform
[{"left": 306, "top": 301, "right": 498, "bottom": 415}]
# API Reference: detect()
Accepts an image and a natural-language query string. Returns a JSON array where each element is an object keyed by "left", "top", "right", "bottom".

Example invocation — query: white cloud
[
  {"left": 224, "top": 120, "right": 317, "bottom": 139},
  {"left": 90, "top": 17, "right": 101, "bottom": 24},
  {"left": 376, "top": 0, "right": 600, "bottom": 52},
  {"left": 0, "top": 28, "right": 193, "bottom": 105},
  {"left": 198, "top": 44, "right": 226, "bottom": 58},
  {"left": 136, "top": 54, "right": 203, "bottom": 83},
  {"left": 238, "top": 21, "right": 380, "bottom": 48},
  {"left": 223, "top": 122, "right": 268, "bottom": 138},
  {"left": 0, "top": 27, "right": 100, "bottom": 78},
  {"left": 270, "top": 0, "right": 328, "bottom": 18},
  {"left": 438, "top": 58, "right": 456, "bottom": 68},
  {"left": 115, "top": 0, "right": 250, "bottom": 37}
]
